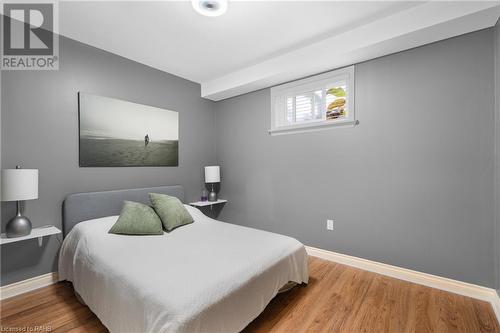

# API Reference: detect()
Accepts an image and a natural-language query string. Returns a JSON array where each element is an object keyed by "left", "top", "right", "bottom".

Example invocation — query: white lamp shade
[
  {"left": 204, "top": 166, "right": 220, "bottom": 183},
  {"left": 1, "top": 169, "right": 39, "bottom": 201}
]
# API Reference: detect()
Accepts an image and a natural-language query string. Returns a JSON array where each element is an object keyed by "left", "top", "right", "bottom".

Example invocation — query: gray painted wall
[
  {"left": 1, "top": 36, "right": 215, "bottom": 285},
  {"left": 495, "top": 19, "right": 500, "bottom": 294},
  {"left": 214, "top": 29, "right": 496, "bottom": 287}
]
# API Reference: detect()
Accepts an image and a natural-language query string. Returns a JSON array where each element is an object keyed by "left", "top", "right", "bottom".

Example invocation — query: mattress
[{"left": 58, "top": 205, "right": 309, "bottom": 333}]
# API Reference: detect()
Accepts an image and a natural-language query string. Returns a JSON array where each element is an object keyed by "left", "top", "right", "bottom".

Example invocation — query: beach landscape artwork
[{"left": 79, "top": 93, "right": 179, "bottom": 167}]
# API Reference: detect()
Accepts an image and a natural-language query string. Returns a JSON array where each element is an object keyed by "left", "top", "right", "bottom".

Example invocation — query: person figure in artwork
[{"left": 144, "top": 134, "right": 150, "bottom": 147}]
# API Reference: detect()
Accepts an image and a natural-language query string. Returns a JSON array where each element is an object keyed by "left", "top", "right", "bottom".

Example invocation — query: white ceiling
[
  {"left": 60, "top": 1, "right": 417, "bottom": 81},
  {"left": 58, "top": 1, "right": 500, "bottom": 101}
]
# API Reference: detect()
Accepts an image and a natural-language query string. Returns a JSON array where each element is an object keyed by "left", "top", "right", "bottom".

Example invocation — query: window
[{"left": 270, "top": 66, "right": 355, "bottom": 135}]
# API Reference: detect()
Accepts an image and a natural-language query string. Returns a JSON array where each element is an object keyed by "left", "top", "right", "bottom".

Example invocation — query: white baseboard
[
  {"left": 0, "top": 272, "right": 58, "bottom": 300},
  {"left": 306, "top": 246, "right": 500, "bottom": 323},
  {"left": 492, "top": 292, "right": 500, "bottom": 324}
]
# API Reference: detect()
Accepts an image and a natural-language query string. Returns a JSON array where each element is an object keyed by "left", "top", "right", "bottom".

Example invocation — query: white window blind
[{"left": 270, "top": 66, "right": 355, "bottom": 135}]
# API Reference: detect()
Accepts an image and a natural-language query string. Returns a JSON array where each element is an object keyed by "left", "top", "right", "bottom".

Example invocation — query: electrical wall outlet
[{"left": 327, "top": 219, "right": 334, "bottom": 230}]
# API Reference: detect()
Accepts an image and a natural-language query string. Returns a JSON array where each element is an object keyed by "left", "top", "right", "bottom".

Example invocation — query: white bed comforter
[{"left": 58, "top": 205, "right": 308, "bottom": 333}]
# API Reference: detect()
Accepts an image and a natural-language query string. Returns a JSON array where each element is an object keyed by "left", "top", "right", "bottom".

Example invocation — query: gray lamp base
[
  {"left": 6, "top": 201, "right": 32, "bottom": 238},
  {"left": 208, "top": 191, "right": 218, "bottom": 202},
  {"left": 208, "top": 183, "right": 218, "bottom": 202}
]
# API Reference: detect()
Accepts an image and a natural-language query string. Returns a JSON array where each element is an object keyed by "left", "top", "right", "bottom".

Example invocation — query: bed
[{"left": 58, "top": 186, "right": 309, "bottom": 333}]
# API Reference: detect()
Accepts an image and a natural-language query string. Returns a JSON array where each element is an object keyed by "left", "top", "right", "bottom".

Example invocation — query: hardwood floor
[{"left": 1, "top": 257, "right": 498, "bottom": 332}]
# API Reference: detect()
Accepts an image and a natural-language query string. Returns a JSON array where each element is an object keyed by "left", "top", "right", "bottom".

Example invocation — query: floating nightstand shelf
[
  {"left": 0, "top": 226, "right": 61, "bottom": 247},
  {"left": 189, "top": 199, "right": 227, "bottom": 207},
  {"left": 191, "top": 199, "right": 228, "bottom": 213}
]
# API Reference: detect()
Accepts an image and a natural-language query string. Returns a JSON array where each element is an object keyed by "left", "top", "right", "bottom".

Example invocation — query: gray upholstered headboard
[{"left": 62, "top": 185, "right": 184, "bottom": 236}]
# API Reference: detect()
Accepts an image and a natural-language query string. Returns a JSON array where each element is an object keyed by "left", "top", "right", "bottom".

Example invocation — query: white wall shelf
[
  {"left": 189, "top": 199, "right": 227, "bottom": 207},
  {"left": 0, "top": 226, "right": 61, "bottom": 247}
]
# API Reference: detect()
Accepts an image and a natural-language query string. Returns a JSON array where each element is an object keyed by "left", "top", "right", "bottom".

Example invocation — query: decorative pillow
[
  {"left": 109, "top": 201, "right": 163, "bottom": 235},
  {"left": 149, "top": 193, "right": 194, "bottom": 232}
]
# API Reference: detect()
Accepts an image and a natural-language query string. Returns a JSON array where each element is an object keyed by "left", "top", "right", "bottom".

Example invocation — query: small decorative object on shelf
[
  {"left": 1, "top": 165, "right": 39, "bottom": 238},
  {"left": 201, "top": 189, "right": 208, "bottom": 202},
  {"left": 204, "top": 166, "right": 221, "bottom": 202}
]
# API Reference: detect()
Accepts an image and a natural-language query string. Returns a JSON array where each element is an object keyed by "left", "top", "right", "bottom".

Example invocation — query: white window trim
[{"left": 269, "top": 65, "right": 356, "bottom": 135}]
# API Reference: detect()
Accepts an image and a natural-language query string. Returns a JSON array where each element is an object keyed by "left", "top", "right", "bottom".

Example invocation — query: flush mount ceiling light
[{"left": 191, "top": 0, "right": 228, "bottom": 17}]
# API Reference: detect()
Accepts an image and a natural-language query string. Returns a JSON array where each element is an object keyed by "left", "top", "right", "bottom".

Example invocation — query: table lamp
[
  {"left": 204, "top": 166, "right": 220, "bottom": 202},
  {"left": 1, "top": 165, "right": 39, "bottom": 238}
]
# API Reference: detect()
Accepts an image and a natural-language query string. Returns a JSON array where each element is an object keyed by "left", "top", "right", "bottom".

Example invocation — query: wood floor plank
[
  {"left": 344, "top": 274, "right": 392, "bottom": 333},
  {"left": 243, "top": 257, "right": 336, "bottom": 333},
  {"left": 413, "top": 284, "right": 436, "bottom": 333},
  {"left": 471, "top": 298, "right": 500, "bottom": 332},
  {"left": 0, "top": 282, "right": 73, "bottom": 317},
  {"left": 65, "top": 318, "right": 108, "bottom": 333},
  {"left": 386, "top": 277, "right": 412, "bottom": 333},
  {"left": 2, "top": 295, "right": 82, "bottom": 329},
  {"left": 432, "top": 289, "right": 466, "bottom": 333},
  {"left": 274, "top": 261, "right": 348, "bottom": 333},
  {"left": 1, "top": 258, "right": 498, "bottom": 333},
  {"left": 309, "top": 268, "right": 373, "bottom": 333}
]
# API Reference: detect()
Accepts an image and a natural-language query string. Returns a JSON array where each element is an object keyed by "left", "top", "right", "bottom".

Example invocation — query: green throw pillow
[
  {"left": 149, "top": 193, "right": 194, "bottom": 232},
  {"left": 109, "top": 201, "right": 164, "bottom": 235}
]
